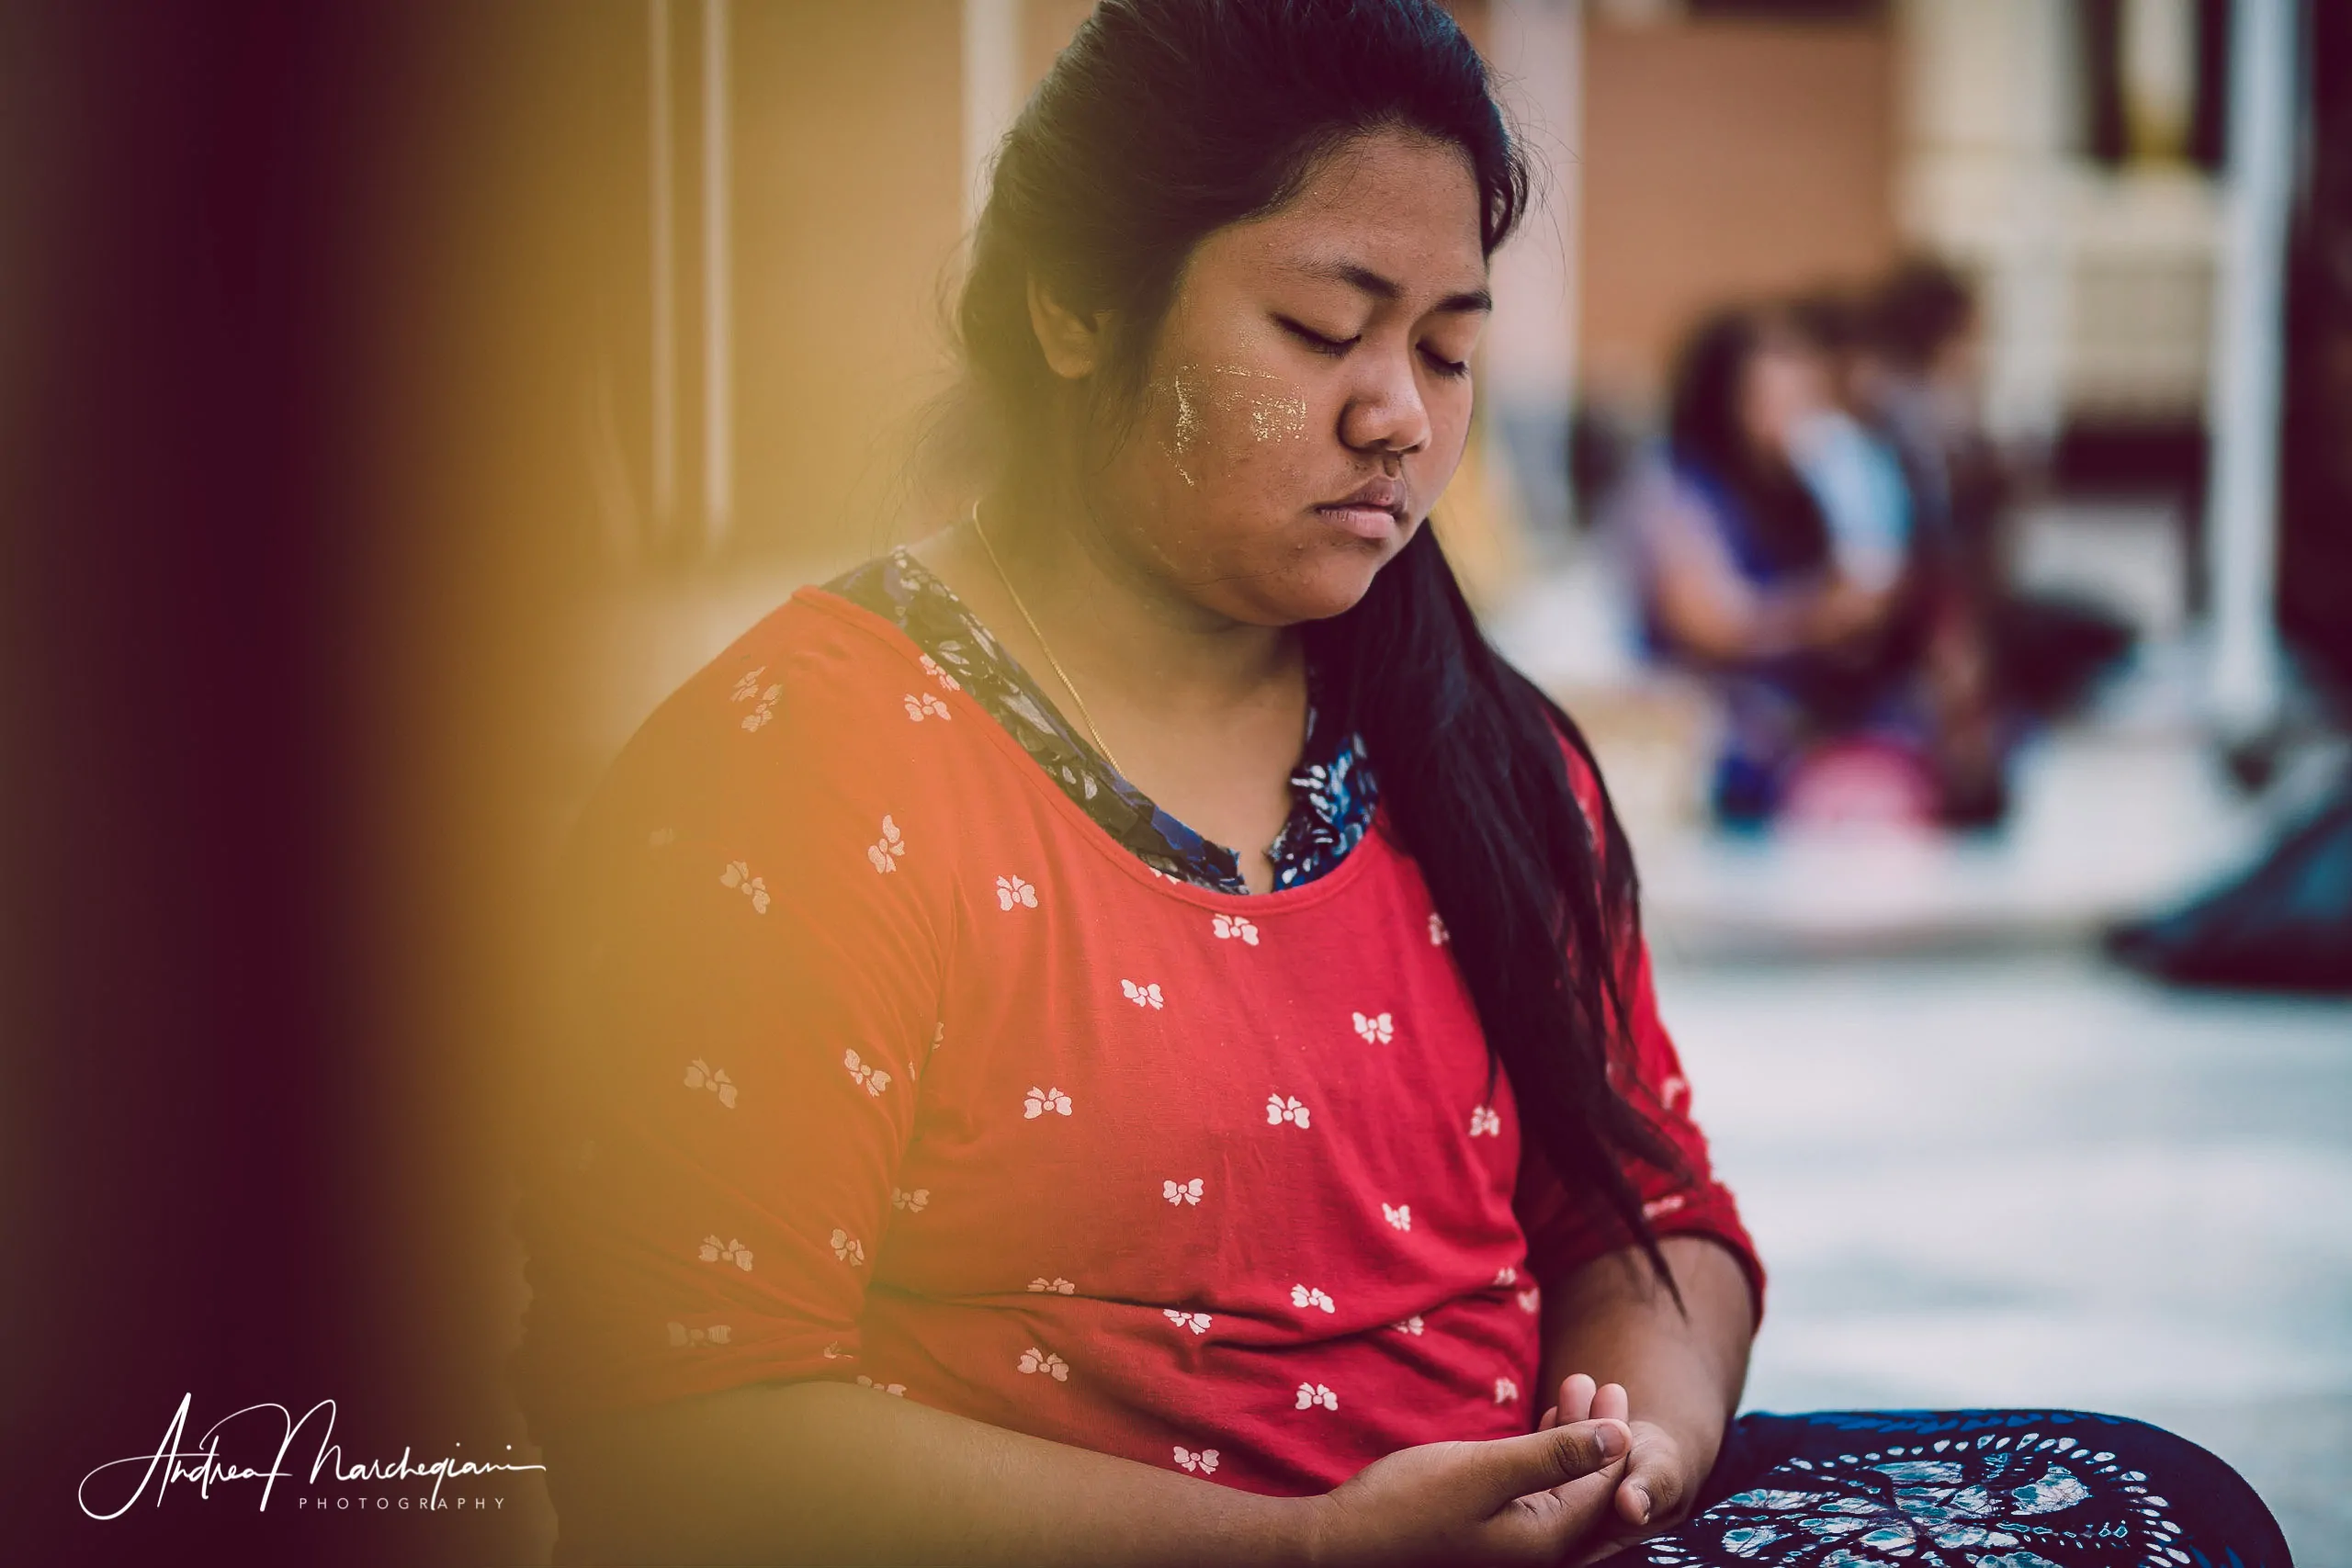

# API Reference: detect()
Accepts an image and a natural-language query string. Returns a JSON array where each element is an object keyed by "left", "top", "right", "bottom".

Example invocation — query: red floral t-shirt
[{"left": 514, "top": 588, "right": 1761, "bottom": 1497}]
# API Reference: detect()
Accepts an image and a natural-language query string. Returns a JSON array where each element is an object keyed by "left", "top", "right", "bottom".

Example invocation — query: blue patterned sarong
[{"left": 1602, "top": 1410, "right": 2289, "bottom": 1568}]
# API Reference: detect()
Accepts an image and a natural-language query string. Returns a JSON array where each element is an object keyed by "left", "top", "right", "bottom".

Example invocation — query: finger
[
  {"left": 1475, "top": 1417, "right": 1631, "bottom": 1508},
  {"left": 1593, "top": 1382, "right": 1629, "bottom": 1424},
  {"left": 1567, "top": 1426, "right": 1691, "bottom": 1568},
  {"left": 1615, "top": 1428, "right": 1690, "bottom": 1531},
  {"left": 1558, "top": 1372, "right": 1597, "bottom": 1425},
  {"left": 1493, "top": 1465, "right": 1624, "bottom": 1563},
  {"left": 1537, "top": 1405, "right": 1558, "bottom": 1432}
]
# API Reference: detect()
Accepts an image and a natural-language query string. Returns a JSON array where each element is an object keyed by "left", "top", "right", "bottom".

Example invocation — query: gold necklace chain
[{"left": 968, "top": 502, "right": 1126, "bottom": 777}]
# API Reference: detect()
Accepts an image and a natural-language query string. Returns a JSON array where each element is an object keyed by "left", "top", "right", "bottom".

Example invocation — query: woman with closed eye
[{"left": 513, "top": 4, "right": 2289, "bottom": 1563}]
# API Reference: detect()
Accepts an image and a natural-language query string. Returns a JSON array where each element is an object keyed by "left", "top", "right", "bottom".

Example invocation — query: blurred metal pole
[
  {"left": 701, "top": 0, "right": 733, "bottom": 553},
  {"left": 2203, "top": 0, "right": 2297, "bottom": 737},
  {"left": 962, "top": 0, "right": 1021, "bottom": 233},
  {"left": 649, "top": 0, "right": 676, "bottom": 538}
]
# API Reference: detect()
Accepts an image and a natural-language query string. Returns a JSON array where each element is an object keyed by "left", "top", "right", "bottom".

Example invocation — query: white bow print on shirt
[
  {"left": 1173, "top": 1447, "right": 1220, "bottom": 1474},
  {"left": 902, "top": 691, "right": 951, "bottom": 722},
  {"left": 1493, "top": 1377, "right": 1520, "bottom": 1404},
  {"left": 1516, "top": 1287, "right": 1541, "bottom": 1314},
  {"left": 1383, "top": 1202, "right": 1412, "bottom": 1231},
  {"left": 1023, "top": 1086, "right": 1073, "bottom": 1119},
  {"left": 1162, "top": 1309, "right": 1212, "bottom": 1334},
  {"left": 1027, "top": 1277, "right": 1076, "bottom": 1294},
  {"left": 829, "top": 1228, "right": 865, "bottom": 1266},
  {"left": 1211, "top": 913, "right": 1259, "bottom": 945},
  {"left": 1265, "top": 1094, "right": 1311, "bottom": 1129},
  {"left": 1390, "top": 1314, "right": 1424, "bottom": 1336},
  {"left": 732, "top": 669, "right": 781, "bottom": 732},
  {"left": 1290, "top": 1284, "right": 1336, "bottom": 1314},
  {"left": 867, "top": 816, "right": 905, "bottom": 874},
  {"left": 1493, "top": 1265, "right": 1519, "bottom": 1287},
  {"left": 1429, "top": 912, "right": 1450, "bottom": 945},
  {"left": 994, "top": 874, "right": 1037, "bottom": 910},
  {"left": 1294, "top": 1382, "right": 1339, "bottom": 1412},
  {"left": 666, "top": 1322, "right": 733, "bottom": 1348},
  {"left": 1121, "top": 979, "right": 1165, "bottom": 1010},
  {"left": 719, "top": 860, "right": 771, "bottom": 913},
  {"left": 855, "top": 1375, "right": 908, "bottom": 1395},
  {"left": 891, "top": 1187, "right": 930, "bottom": 1213},
  {"left": 683, "top": 1057, "right": 738, "bottom": 1109},
  {"left": 842, "top": 1048, "right": 892, "bottom": 1097},
  {"left": 697, "top": 1235, "right": 753, "bottom": 1270},
  {"left": 1351, "top": 1010, "right": 1393, "bottom": 1044},
  {"left": 1163, "top": 1178, "right": 1204, "bottom": 1206},
  {"left": 1017, "top": 1348, "right": 1069, "bottom": 1381},
  {"left": 1467, "top": 1105, "right": 1502, "bottom": 1137},
  {"left": 918, "top": 652, "right": 961, "bottom": 693}
]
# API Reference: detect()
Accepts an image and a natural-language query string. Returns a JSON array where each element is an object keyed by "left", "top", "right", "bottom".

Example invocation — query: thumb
[{"left": 1475, "top": 1417, "right": 1631, "bottom": 1508}]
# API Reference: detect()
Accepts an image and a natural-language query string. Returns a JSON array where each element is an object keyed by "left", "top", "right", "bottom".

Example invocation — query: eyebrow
[{"left": 1290, "top": 258, "right": 1491, "bottom": 315}]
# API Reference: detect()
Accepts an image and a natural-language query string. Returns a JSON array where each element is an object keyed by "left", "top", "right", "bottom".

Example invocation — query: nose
[{"left": 1337, "top": 344, "right": 1430, "bottom": 462}]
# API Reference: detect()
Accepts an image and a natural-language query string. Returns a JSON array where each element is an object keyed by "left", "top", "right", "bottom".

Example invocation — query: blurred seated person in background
[
  {"left": 1854, "top": 259, "right": 2000, "bottom": 591},
  {"left": 1860, "top": 260, "right": 2135, "bottom": 724},
  {"left": 1613, "top": 304, "right": 2007, "bottom": 828},
  {"left": 1786, "top": 290, "right": 1914, "bottom": 600}
]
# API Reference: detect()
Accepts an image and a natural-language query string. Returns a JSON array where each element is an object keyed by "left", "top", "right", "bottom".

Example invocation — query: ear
[{"left": 1026, "top": 274, "right": 1107, "bottom": 380}]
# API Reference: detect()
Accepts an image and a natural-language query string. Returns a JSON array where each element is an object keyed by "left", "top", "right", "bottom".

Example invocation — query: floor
[{"left": 1656, "top": 952, "right": 2352, "bottom": 1562}]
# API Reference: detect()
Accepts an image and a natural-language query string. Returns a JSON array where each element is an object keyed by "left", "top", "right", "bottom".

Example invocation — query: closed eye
[
  {"left": 1277, "top": 316, "right": 1358, "bottom": 355},
  {"left": 1421, "top": 347, "right": 1470, "bottom": 378}
]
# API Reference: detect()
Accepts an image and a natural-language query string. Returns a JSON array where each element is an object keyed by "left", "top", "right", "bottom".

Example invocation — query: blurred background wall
[{"left": 1577, "top": 9, "right": 1903, "bottom": 412}]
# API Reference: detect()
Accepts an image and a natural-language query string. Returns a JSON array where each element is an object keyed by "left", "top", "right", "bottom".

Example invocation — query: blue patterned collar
[{"left": 827, "top": 547, "right": 1376, "bottom": 895}]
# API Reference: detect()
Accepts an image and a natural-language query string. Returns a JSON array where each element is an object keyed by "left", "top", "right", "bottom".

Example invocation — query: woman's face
[
  {"left": 1079, "top": 129, "right": 1491, "bottom": 626},
  {"left": 1737, "top": 332, "right": 1832, "bottom": 466}
]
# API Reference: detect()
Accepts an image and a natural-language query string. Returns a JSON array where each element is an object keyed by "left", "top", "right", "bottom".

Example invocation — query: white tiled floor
[{"left": 1657, "top": 951, "right": 2352, "bottom": 1562}]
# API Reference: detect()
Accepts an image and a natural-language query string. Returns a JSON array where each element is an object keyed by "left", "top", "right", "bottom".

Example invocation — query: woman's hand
[
  {"left": 1306, "top": 1417, "right": 1633, "bottom": 1568},
  {"left": 1536, "top": 1374, "right": 1710, "bottom": 1562}
]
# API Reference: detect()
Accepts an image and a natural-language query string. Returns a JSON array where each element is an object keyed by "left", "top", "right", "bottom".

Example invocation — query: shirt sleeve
[
  {"left": 1511, "top": 737, "right": 1766, "bottom": 1319},
  {"left": 514, "top": 656, "right": 950, "bottom": 1427}
]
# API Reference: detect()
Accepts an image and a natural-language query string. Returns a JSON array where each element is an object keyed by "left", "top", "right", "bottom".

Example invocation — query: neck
[
  {"left": 967, "top": 485, "right": 1301, "bottom": 720},
  {"left": 913, "top": 480, "right": 1313, "bottom": 891}
]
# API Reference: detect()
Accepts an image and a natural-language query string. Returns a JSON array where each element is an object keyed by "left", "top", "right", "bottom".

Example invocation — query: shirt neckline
[
  {"left": 822, "top": 546, "right": 1377, "bottom": 896},
  {"left": 792, "top": 585, "right": 1401, "bottom": 915}
]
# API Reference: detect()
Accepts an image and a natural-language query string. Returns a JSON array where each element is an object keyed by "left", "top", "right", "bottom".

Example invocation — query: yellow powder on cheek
[
  {"left": 1149, "top": 369, "right": 1205, "bottom": 488},
  {"left": 1205, "top": 364, "right": 1308, "bottom": 443},
  {"left": 1149, "top": 363, "right": 1310, "bottom": 491}
]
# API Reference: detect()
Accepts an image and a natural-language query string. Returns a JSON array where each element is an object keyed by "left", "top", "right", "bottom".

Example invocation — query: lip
[{"left": 1313, "top": 479, "right": 1407, "bottom": 540}]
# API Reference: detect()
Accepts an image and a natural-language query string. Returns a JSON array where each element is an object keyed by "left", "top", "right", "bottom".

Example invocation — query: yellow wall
[{"left": 731, "top": 2, "right": 967, "bottom": 558}]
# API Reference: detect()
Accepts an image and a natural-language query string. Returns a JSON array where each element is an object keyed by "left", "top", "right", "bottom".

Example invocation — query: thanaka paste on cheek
[{"left": 1153, "top": 362, "right": 1309, "bottom": 486}]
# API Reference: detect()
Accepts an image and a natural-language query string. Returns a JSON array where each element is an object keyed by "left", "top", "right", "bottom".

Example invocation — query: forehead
[{"left": 1193, "top": 130, "right": 1489, "bottom": 305}]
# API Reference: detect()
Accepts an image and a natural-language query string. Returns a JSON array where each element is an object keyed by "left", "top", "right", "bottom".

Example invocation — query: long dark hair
[
  {"left": 957, "top": 0, "right": 1683, "bottom": 1284},
  {"left": 1666, "top": 307, "right": 1833, "bottom": 577}
]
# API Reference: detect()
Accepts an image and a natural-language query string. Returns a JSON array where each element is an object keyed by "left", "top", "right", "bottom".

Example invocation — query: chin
[{"left": 1234, "top": 547, "right": 1388, "bottom": 626}]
